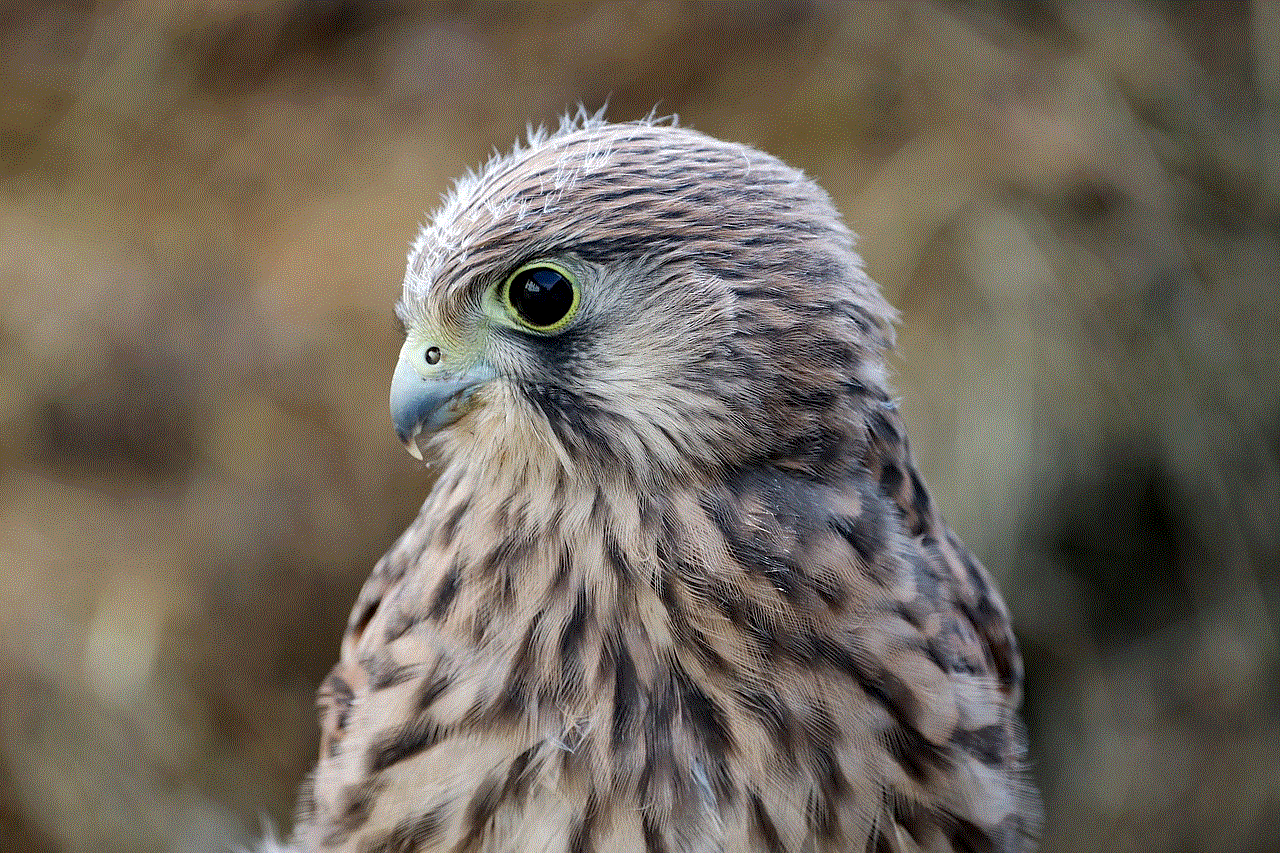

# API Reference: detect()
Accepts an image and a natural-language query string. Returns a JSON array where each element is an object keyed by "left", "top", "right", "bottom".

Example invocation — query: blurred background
[{"left": 1, "top": 2, "right": 1276, "bottom": 851}]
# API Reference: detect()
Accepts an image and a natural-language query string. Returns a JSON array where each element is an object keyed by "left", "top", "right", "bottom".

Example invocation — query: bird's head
[{"left": 392, "top": 114, "right": 896, "bottom": 485}]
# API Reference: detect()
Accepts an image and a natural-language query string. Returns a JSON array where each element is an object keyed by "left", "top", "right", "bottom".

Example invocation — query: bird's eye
[{"left": 502, "top": 262, "right": 579, "bottom": 332}]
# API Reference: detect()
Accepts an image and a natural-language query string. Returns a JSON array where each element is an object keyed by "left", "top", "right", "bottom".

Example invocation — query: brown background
[{"left": 1, "top": 2, "right": 1277, "bottom": 851}]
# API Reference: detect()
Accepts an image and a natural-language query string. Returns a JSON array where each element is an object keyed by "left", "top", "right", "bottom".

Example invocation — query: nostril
[{"left": 425, "top": 346, "right": 442, "bottom": 365}]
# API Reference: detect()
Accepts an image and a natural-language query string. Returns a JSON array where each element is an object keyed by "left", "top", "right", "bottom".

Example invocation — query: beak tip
[
  {"left": 395, "top": 423, "right": 425, "bottom": 461},
  {"left": 389, "top": 355, "right": 493, "bottom": 463}
]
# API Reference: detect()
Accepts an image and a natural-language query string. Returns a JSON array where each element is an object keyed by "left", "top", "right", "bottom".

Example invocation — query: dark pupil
[{"left": 509, "top": 266, "right": 573, "bottom": 328}]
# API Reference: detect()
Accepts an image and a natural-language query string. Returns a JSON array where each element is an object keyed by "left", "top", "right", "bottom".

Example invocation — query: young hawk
[{"left": 281, "top": 115, "right": 1040, "bottom": 853}]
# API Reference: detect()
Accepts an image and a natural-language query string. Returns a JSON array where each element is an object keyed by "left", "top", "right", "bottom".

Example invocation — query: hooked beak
[{"left": 389, "top": 352, "right": 493, "bottom": 460}]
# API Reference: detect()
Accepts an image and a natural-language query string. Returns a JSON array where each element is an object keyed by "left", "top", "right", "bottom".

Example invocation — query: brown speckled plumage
[{"left": 282, "top": 113, "right": 1040, "bottom": 853}]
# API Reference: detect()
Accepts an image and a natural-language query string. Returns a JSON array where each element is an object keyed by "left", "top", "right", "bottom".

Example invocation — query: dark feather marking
[
  {"left": 908, "top": 469, "right": 933, "bottom": 534},
  {"left": 805, "top": 787, "right": 839, "bottom": 843},
  {"left": 702, "top": 577, "right": 766, "bottom": 643},
  {"left": 908, "top": 548, "right": 945, "bottom": 602},
  {"left": 417, "top": 669, "right": 451, "bottom": 710},
  {"left": 808, "top": 550, "right": 850, "bottom": 608},
  {"left": 591, "top": 184, "right": 655, "bottom": 205},
  {"left": 325, "top": 780, "right": 378, "bottom": 840},
  {"left": 363, "top": 801, "right": 450, "bottom": 853},
  {"left": 319, "top": 671, "right": 354, "bottom": 757},
  {"left": 639, "top": 674, "right": 680, "bottom": 826},
  {"left": 657, "top": 536, "right": 732, "bottom": 670},
  {"left": 490, "top": 621, "right": 536, "bottom": 721},
  {"left": 750, "top": 791, "right": 786, "bottom": 852},
  {"left": 523, "top": 384, "right": 617, "bottom": 464},
  {"left": 892, "top": 599, "right": 926, "bottom": 632},
  {"left": 656, "top": 554, "right": 679, "bottom": 611},
  {"left": 651, "top": 419, "right": 683, "bottom": 461},
  {"left": 842, "top": 376, "right": 870, "bottom": 396},
  {"left": 884, "top": 721, "right": 946, "bottom": 782},
  {"left": 927, "top": 633, "right": 981, "bottom": 677},
  {"left": 786, "top": 423, "right": 854, "bottom": 473},
  {"left": 869, "top": 830, "right": 893, "bottom": 853},
  {"left": 561, "top": 584, "right": 589, "bottom": 651},
  {"left": 566, "top": 793, "right": 600, "bottom": 853},
  {"left": 503, "top": 743, "right": 538, "bottom": 801},
  {"left": 816, "top": 642, "right": 949, "bottom": 779},
  {"left": 478, "top": 532, "right": 532, "bottom": 606},
  {"left": 548, "top": 545, "right": 572, "bottom": 595},
  {"left": 506, "top": 499, "right": 530, "bottom": 536},
  {"left": 439, "top": 497, "right": 471, "bottom": 545},
  {"left": 710, "top": 577, "right": 801, "bottom": 661},
  {"left": 374, "top": 542, "right": 412, "bottom": 587},
  {"left": 867, "top": 405, "right": 902, "bottom": 444},
  {"left": 642, "top": 812, "right": 670, "bottom": 853},
  {"left": 958, "top": 550, "right": 992, "bottom": 602},
  {"left": 456, "top": 772, "right": 504, "bottom": 852},
  {"left": 806, "top": 742, "right": 851, "bottom": 841},
  {"left": 675, "top": 669, "right": 735, "bottom": 799},
  {"left": 688, "top": 625, "right": 733, "bottom": 674},
  {"left": 322, "top": 777, "right": 387, "bottom": 844},
  {"left": 383, "top": 606, "right": 421, "bottom": 644},
  {"left": 368, "top": 716, "right": 448, "bottom": 773},
  {"left": 891, "top": 798, "right": 929, "bottom": 845},
  {"left": 321, "top": 671, "right": 354, "bottom": 715},
  {"left": 733, "top": 689, "right": 797, "bottom": 765},
  {"left": 605, "top": 535, "right": 633, "bottom": 580},
  {"left": 936, "top": 529, "right": 1021, "bottom": 691},
  {"left": 874, "top": 666, "right": 931, "bottom": 743},
  {"left": 831, "top": 481, "right": 889, "bottom": 568},
  {"left": 810, "top": 737, "right": 849, "bottom": 800},
  {"left": 953, "top": 724, "right": 1009, "bottom": 765},
  {"left": 698, "top": 568, "right": 739, "bottom": 620},
  {"left": 699, "top": 490, "right": 737, "bottom": 545},
  {"left": 938, "top": 809, "right": 999, "bottom": 853},
  {"left": 654, "top": 547, "right": 712, "bottom": 660},
  {"left": 365, "top": 652, "right": 414, "bottom": 691},
  {"left": 639, "top": 489, "right": 666, "bottom": 539},
  {"left": 560, "top": 584, "right": 589, "bottom": 685},
  {"left": 574, "top": 235, "right": 656, "bottom": 265},
  {"left": 706, "top": 489, "right": 805, "bottom": 602},
  {"left": 607, "top": 633, "right": 640, "bottom": 748},
  {"left": 879, "top": 459, "right": 904, "bottom": 496},
  {"left": 349, "top": 597, "right": 380, "bottom": 643},
  {"left": 427, "top": 562, "right": 461, "bottom": 621}
]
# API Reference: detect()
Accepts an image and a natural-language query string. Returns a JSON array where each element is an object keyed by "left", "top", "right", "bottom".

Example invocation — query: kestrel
[{"left": 275, "top": 113, "right": 1039, "bottom": 853}]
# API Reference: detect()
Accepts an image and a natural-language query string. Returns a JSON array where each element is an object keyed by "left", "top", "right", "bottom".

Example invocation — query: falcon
[{"left": 279, "top": 114, "right": 1040, "bottom": 853}]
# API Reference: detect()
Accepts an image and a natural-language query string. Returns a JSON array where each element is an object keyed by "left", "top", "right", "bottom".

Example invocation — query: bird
[{"left": 278, "top": 112, "right": 1040, "bottom": 853}]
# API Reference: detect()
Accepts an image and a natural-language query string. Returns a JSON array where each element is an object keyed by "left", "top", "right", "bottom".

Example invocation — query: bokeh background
[{"left": 1, "top": 2, "right": 1277, "bottom": 851}]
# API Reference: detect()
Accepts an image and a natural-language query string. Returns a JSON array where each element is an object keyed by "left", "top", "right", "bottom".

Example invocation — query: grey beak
[{"left": 390, "top": 356, "right": 492, "bottom": 459}]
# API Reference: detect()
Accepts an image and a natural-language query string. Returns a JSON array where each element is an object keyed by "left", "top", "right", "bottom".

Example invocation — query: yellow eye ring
[{"left": 501, "top": 261, "right": 580, "bottom": 333}]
